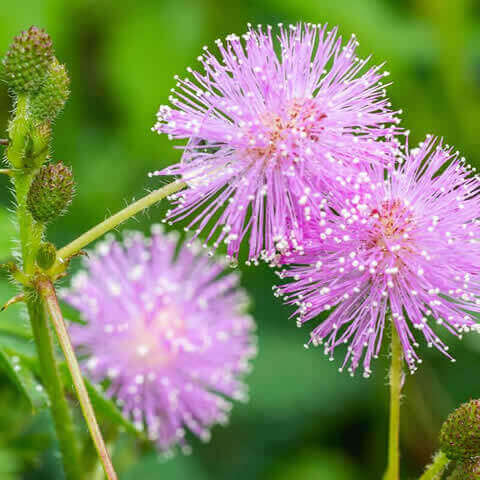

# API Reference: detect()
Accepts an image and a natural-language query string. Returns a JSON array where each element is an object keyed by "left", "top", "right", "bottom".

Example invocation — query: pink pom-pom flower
[
  {"left": 152, "top": 23, "right": 401, "bottom": 261},
  {"left": 274, "top": 136, "right": 480, "bottom": 377},
  {"left": 63, "top": 227, "right": 256, "bottom": 453}
]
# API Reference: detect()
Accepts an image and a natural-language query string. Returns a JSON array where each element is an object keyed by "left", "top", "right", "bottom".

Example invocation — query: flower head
[
  {"left": 152, "top": 22, "right": 401, "bottom": 261},
  {"left": 63, "top": 227, "right": 256, "bottom": 453},
  {"left": 274, "top": 136, "right": 480, "bottom": 377}
]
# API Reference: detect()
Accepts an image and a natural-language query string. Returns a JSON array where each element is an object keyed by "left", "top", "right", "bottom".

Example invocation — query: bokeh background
[{"left": 0, "top": 0, "right": 479, "bottom": 478}]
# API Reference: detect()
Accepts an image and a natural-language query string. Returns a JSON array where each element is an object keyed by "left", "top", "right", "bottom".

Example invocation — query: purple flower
[
  {"left": 63, "top": 227, "right": 256, "bottom": 453},
  {"left": 152, "top": 22, "right": 401, "bottom": 261},
  {"left": 274, "top": 136, "right": 480, "bottom": 377}
]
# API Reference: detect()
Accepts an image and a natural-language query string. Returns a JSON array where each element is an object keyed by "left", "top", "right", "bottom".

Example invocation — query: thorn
[
  {"left": 55, "top": 271, "right": 68, "bottom": 281},
  {"left": 0, "top": 169, "right": 14, "bottom": 176},
  {"left": 0, "top": 262, "right": 30, "bottom": 286},
  {"left": 1, "top": 293, "right": 25, "bottom": 312},
  {"left": 0, "top": 139, "right": 8, "bottom": 146},
  {"left": 0, "top": 261, "right": 18, "bottom": 274},
  {"left": 58, "top": 249, "right": 88, "bottom": 269}
]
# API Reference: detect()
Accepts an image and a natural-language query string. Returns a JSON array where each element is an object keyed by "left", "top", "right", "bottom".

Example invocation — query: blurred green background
[{"left": 1, "top": 0, "right": 480, "bottom": 478}]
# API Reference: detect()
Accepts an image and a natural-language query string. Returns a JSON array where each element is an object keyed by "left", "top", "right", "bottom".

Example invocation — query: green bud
[
  {"left": 36, "top": 242, "right": 56, "bottom": 270},
  {"left": 30, "top": 59, "right": 70, "bottom": 123},
  {"left": 448, "top": 459, "right": 480, "bottom": 479},
  {"left": 27, "top": 162, "right": 74, "bottom": 223},
  {"left": 2, "top": 26, "right": 54, "bottom": 94},
  {"left": 440, "top": 399, "right": 480, "bottom": 461}
]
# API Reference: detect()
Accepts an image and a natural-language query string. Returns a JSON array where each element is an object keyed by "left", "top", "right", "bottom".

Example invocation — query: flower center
[
  {"left": 244, "top": 98, "right": 326, "bottom": 163},
  {"left": 366, "top": 199, "right": 415, "bottom": 258},
  {"left": 124, "top": 306, "right": 185, "bottom": 369}
]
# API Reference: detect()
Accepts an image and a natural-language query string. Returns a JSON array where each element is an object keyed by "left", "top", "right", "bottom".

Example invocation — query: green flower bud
[
  {"left": 27, "top": 162, "right": 74, "bottom": 223},
  {"left": 30, "top": 59, "right": 70, "bottom": 123},
  {"left": 440, "top": 399, "right": 480, "bottom": 461},
  {"left": 448, "top": 459, "right": 480, "bottom": 479},
  {"left": 36, "top": 242, "right": 56, "bottom": 270},
  {"left": 2, "top": 26, "right": 54, "bottom": 94}
]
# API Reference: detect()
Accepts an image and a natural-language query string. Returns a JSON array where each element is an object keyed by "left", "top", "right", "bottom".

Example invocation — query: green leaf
[
  {"left": 0, "top": 347, "right": 48, "bottom": 412},
  {"left": 59, "top": 364, "right": 141, "bottom": 436}
]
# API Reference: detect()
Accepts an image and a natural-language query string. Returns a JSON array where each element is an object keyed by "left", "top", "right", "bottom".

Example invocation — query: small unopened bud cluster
[
  {"left": 2, "top": 26, "right": 53, "bottom": 94},
  {"left": 2, "top": 25, "right": 70, "bottom": 129},
  {"left": 27, "top": 162, "right": 74, "bottom": 223},
  {"left": 440, "top": 399, "right": 480, "bottom": 461}
]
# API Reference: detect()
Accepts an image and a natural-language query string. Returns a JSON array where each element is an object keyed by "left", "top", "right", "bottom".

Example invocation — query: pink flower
[
  {"left": 63, "top": 227, "right": 256, "bottom": 453},
  {"left": 274, "top": 136, "right": 480, "bottom": 377},
  {"left": 152, "top": 23, "right": 401, "bottom": 261}
]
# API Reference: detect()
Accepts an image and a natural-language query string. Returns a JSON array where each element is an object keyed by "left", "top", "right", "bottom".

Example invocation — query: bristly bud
[
  {"left": 2, "top": 26, "right": 54, "bottom": 94},
  {"left": 27, "top": 162, "right": 74, "bottom": 223},
  {"left": 30, "top": 59, "right": 70, "bottom": 123},
  {"left": 440, "top": 399, "right": 480, "bottom": 461},
  {"left": 448, "top": 459, "right": 480, "bottom": 479},
  {"left": 36, "top": 242, "right": 56, "bottom": 270}
]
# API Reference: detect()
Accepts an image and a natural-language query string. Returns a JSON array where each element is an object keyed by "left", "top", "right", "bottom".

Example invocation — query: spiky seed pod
[
  {"left": 448, "top": 459, "right": 480, "bottom": 479},
  {"left": 30, "top": 59, "right": 70, "bottom": 123},
  {"left": 440, "top": 400, "right": 480, "bottom": 461},
  {"left": 27, "top": 162, "right": 74, "bottom": 223},
  {"left": 2, "top": 26, "right": 54, "bottom": 94},
  {"left": 36, "top": 242, "right": 56, "bottom": 270}
]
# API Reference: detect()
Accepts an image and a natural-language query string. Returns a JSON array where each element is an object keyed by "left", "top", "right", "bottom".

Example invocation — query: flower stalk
[
  {"left": 35, "top": 275, "right": 118, "bottom": 480},
  {"left": 383, "top": 320, "right": 403, "bottom": 480},
  {"left": 27, "top": 295, "right": 82, "bottom": 480},
  {"left": 52, "top": 180, "right": 185, "bottom": 272}
]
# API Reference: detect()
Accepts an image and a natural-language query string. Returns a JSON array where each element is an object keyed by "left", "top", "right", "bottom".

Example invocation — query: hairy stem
[
  {"left": 383, "top": 320, "right": 403, "bottom": 480},
  {"left": 36, "top": 276, "right": 118, "bottom": 480},
  {"left": 419, "top": 451, "right": 449, "bottom": 480},
  {"left": 10, "top": 96, "right": 82, "bottom": 479},
  {"left": 54, "top": 180, "right": 185, "bottom": 267},
  {"left": 15, "top": 171, "right": 44, "bottom": 271},
  {"left": 27, "top": 296, "right": 82, "bottom": 480}
]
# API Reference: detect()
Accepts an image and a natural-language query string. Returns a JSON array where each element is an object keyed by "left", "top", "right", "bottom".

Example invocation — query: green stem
[
  {"left": 54, "top": 180, "right": 185, "bottom": 266},
  {"left": 8, "top": 97, "right": 42, "bottom": 273},
  {"left": 27, "top": 295, "right": 82, "bottom": 480},
  {"left": 37, "top": 276, "right": 118, "bottom": 480},
  {"left": 14, "top": 171, "right": 44, "bottom": 271},
  {"left": 383, "top": 320, "right": 403, "bottom": 480},
  {"left": 419, "top": 451, "right": 449, "bottom": 480},
  {"left": 10, "top": 96, "right": 82, "bottom": 479}
]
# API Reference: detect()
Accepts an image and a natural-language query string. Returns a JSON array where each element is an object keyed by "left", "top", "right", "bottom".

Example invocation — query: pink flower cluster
[
  {"left": 64, "top": 228, "right": 256, "bottom": 453},
  {"left": 67, "top": 21, "right": 480, "bottom": 456},
  {"left": 155, "top": 22, "right": 480, "bottom": 378},
  {"left": 152, "top": 22, "right": 401, "bottom": 262}
]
